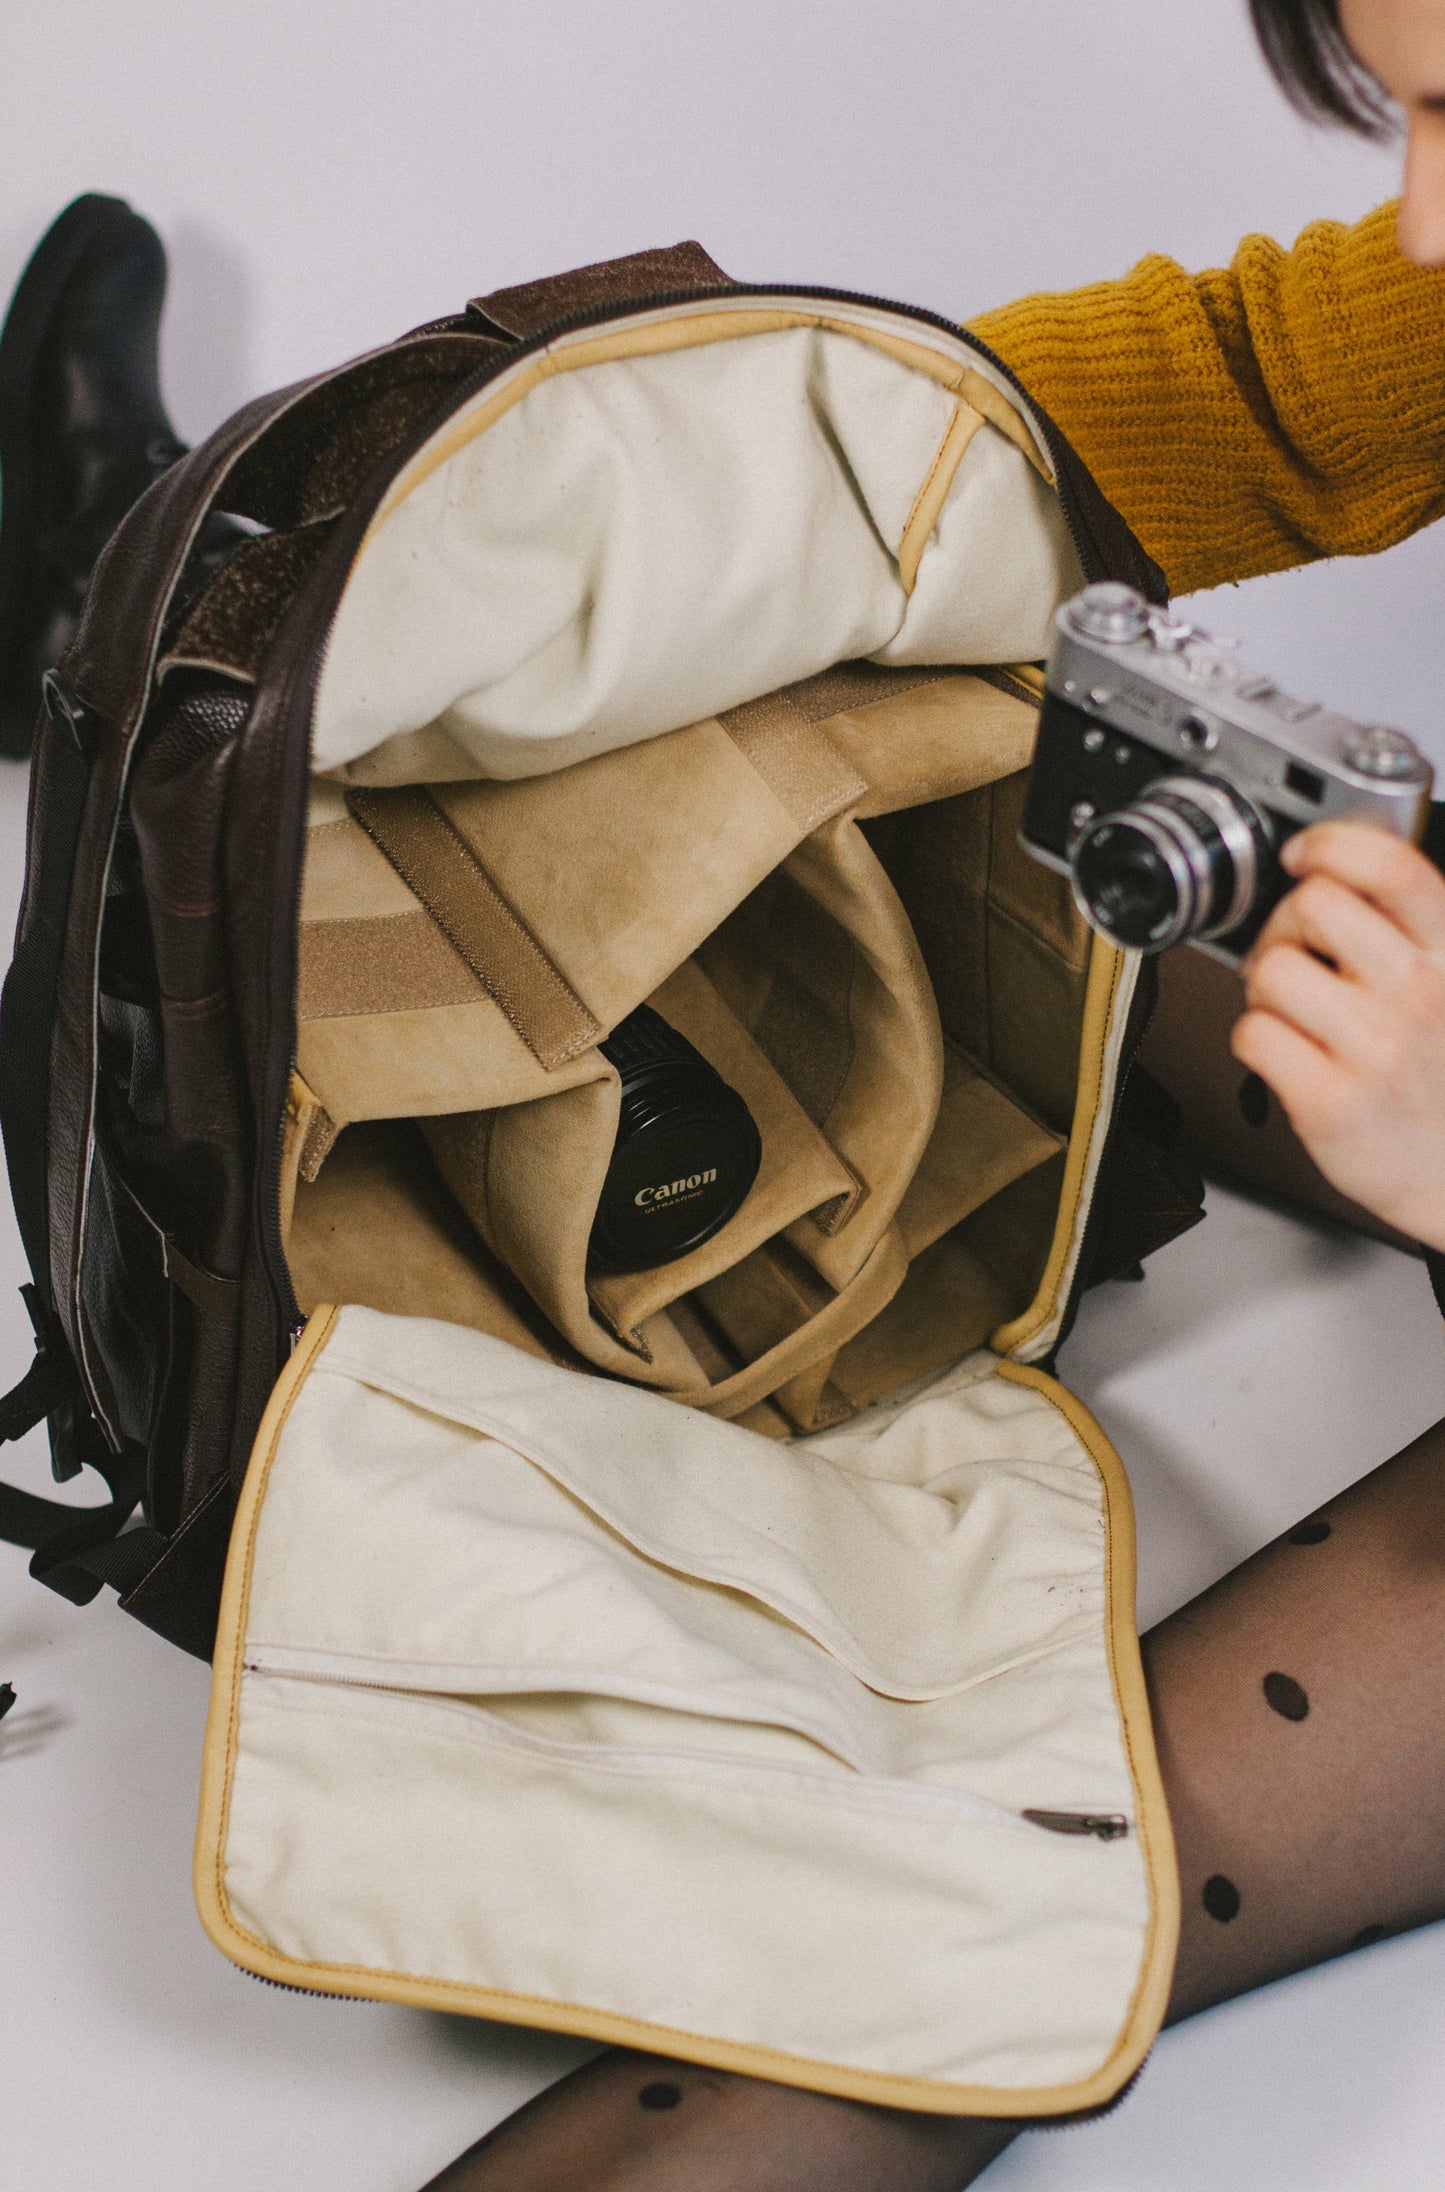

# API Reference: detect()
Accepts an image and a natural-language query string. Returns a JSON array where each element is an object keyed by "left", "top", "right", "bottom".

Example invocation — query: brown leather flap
[{"left": 470, "top": 240, "right": 734, "bottom": 339}]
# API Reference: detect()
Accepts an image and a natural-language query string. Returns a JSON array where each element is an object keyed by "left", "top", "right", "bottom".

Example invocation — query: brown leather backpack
[{"left": 0, "top": 240, "right": 1200, "bottom": 1667}]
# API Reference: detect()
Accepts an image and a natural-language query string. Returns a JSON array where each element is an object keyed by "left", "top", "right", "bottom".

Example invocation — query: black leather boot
[{"left": 0, "top": 194, "right": 189, "bottom": 756}]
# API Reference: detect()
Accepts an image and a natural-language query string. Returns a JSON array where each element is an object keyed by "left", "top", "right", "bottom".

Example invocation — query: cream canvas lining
[
  {"left": 311, "top": 300, "right": 1081, "bottom": 786},
  {"left": 196, "top": 292, "right": 1174, "bottom": 2111},
  {"left": 197, "top": 1307, "right": 1177, "bottom": 2113}
]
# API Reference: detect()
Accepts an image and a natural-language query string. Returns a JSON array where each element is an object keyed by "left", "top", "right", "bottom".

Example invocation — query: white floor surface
[{"left": 3, "top": 750, "right": 1445, "bottom": 2191}]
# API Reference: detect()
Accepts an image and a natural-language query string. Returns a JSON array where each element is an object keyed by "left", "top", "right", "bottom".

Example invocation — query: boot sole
[{"left": 0, "top": 192, "right": 148, "bottom": 757}]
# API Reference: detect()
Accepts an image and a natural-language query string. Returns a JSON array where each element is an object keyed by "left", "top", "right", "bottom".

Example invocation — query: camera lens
[
  {"left": 1069, "top": 776, "right": 1265, "bottom": 952},
  {"left": 588, "top": 1005, "right": 762, "bottom": 1273}
]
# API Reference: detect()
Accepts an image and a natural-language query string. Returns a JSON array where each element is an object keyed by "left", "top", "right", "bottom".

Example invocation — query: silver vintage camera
[{"left": 1019, "top": 583, "right": 1434, "bottom": 961}]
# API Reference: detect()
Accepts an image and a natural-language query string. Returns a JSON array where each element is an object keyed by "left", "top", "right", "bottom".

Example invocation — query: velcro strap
[
  {"left": 718, "top": 692, "right": 867, "bottom": 833},
  {"left": 160, "top": 518, "right": 337, "bottom": 684},
  {"left": 346, "top": 788, "right": 602, "bottom": 1070}
]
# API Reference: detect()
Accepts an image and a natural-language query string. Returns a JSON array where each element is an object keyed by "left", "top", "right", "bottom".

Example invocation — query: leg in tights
[{"left": 419, "top": 1414, "right": 1445, "bottom": 2192}]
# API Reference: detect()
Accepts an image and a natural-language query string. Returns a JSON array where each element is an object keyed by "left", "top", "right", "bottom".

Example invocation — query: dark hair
[{"left": 1249, "top": 0, "right": 1397, "bottom": 136}]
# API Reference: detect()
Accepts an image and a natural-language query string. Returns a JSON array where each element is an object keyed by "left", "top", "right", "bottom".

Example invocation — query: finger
[
  {"left": 1243, "top": 941, "right": 1383, "bottom": 1070},
  {"left": 1245, "top": 873, "right": 1416, "bottom": 992},
  {"left": 1230, "top": 1005, "right": 1347, "bottom": 1136},
  {"left": 1280, "top": 823, "right": 1445, "bottom": 951}
]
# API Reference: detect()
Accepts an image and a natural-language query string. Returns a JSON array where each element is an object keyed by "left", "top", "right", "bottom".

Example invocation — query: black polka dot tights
[{"left": 421, "top": 1415, "right": 1445, "bottom": 2192}]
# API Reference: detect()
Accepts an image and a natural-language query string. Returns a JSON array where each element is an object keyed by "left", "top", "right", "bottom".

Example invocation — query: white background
[{"left": 3, "top": 3, "right": 1445, "bottom": 2186}]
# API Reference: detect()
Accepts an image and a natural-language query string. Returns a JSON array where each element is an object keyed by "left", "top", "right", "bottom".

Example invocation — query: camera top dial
[{"left": 1065, "top": 583, "right": 1151, "bottom": 646}]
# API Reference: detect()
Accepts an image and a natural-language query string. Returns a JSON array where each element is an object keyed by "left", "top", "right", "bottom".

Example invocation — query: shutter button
[
  {"left": 1066, "top": 583, "right": 1150, "bottom": 645},
  {"left": 1342, "top": 725, "right": 1430, "bottom": 783}
]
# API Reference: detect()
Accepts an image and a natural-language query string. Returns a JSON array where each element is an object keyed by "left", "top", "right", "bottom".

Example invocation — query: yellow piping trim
[
  {"left": 897, "top": 400, "right": 985, "bottom": 596},
  {"left": 370, "top": 306, "right": 1052, "bottom": 537},
  {"left": 196, "top": 1302, "right": 1175, "bottom": 2118},
  {"left": 195, "top": 1304, "right": 339, "bottom": 1961},
  {"left": 953, "top": 365, "right": 1053, "bottom": 481},
  {"left": 998, "top": 1361, "right": 1180, "bottom": 2074},
  {"left": 991, "top": 933, "right": 1126, "bottom": 1358}
]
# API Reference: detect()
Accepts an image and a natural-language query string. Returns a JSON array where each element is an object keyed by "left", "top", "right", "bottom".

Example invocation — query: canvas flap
[
  {"left": 197, "top": 1304, "right": 1177, "bottom": 2114},
  {"left": 309, "top": 298, "right": 1083, "bottom": 785}
]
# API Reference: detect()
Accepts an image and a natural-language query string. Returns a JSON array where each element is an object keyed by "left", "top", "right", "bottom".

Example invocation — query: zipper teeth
[
  {"left": 241, "top": 1968, "right": 365, "bottom": 2000},
  {"left": 244, "top": 1658, "right": 1129, "bottom": 1839},
  {"left": 252, "top": 279, "right": 1129, "bottom": 1355}
]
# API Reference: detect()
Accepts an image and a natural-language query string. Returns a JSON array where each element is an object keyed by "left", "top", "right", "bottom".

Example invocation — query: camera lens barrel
[
  {"left": 1069, "top": 775, "right": 1265, "bottom": 952},
  {"left": 588, "top": 1005, "right": 763, "bottom": 1273}
]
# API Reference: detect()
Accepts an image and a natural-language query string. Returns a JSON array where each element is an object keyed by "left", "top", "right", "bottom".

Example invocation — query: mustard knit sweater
[{"left": 967, "top": 199, "right": 1445, "bottom": 598}]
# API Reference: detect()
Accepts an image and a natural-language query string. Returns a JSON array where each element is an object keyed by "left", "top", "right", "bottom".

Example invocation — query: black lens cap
[{"left": 589, "top": 1007, "right": 762, "bottom": 1273}]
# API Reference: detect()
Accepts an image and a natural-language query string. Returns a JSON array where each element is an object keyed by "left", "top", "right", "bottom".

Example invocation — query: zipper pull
[{"left": 1022, "top": 1808, "right": 1130, "bottom": 1841}]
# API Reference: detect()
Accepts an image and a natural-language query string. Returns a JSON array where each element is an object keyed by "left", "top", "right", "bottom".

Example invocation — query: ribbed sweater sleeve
[{"left": 967, "top": 200, "right": 1445, "bottom": 597}]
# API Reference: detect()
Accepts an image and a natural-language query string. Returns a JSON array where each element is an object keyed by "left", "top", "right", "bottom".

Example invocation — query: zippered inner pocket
[
  {"left": 241, "top": 1661, "right": 1129, "bottom": 1841},
  {"left": 201, "top": 1305, "right": 1170, "bottom": 2100}
]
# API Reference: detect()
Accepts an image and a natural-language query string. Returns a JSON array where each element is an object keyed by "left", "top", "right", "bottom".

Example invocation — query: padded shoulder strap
[
  {"left": 36, "top": 325, "right": 500, "bottom": 1427},
  {"left": 40, "top": 387, "right": 326, "bottom": 1422},
  {"left": 469, "top": 239, "right": 734, "bottom": 339}
]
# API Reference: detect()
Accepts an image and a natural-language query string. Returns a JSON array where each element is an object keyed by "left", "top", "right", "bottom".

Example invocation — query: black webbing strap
[{"left": 0, "top": 1285, "right": 151, "bottom": 1606}]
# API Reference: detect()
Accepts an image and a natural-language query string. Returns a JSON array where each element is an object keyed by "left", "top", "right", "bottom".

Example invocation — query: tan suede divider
[
  {"left": 863, "top": 769, "right": 1092, "bottom": 1136},
  {"left": 829, "top": 673, "right": 1040, "bottom": 819},
  {"left": 690, "top": 1224, "right": 912, "bottom": 1420},
  {"left": 422, "top": 958, "right": 858, "bottom": 1391},
  {"left": 294, "top": 670, "right": 1041, "bottom": 1131},
  {"left": 828, "top": 1233, "right": 1015, "bottom": 1410},
  {"left": 284, "top": 1117, "right": 573, "bottom": 1368},
  {"left": 834, "top": 1155, "right": 1066, "bottom": 1414},
  {"left": 293, "top": 714, "right": 817, "bottom": 1129},
  {"left": 286, "top": 659, "right": 1104, "bottom": 1432},
  {"left": 728, "top": 815, "right": 944, "bottom": 1294},
  {"left": 588, "top": 960, "right": 859, "bottom": 1336},
  {"left": 421, "top": 715, "right": 858, "bottom": 1041},
  {"left": 896, "top": 1045, "right": 1064, "bottom": 1260}
]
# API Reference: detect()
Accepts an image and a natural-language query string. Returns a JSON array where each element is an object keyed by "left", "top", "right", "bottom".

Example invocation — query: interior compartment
[
  {"left": 278, "top": 303, "right": 1100, "bottom": 1430},
  {"left": 422, "top": 957, "right": 859, "bottom": 1389},
  {"left": 285, "top": 684, "right": 1091, "bottom": 1429}
]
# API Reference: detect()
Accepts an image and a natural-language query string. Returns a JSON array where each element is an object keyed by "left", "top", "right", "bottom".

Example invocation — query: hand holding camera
[
  {"left": 1023, "top": 583, "right": 1445, "bottom": 1251},
  {"left": 1234, "top": 821, "right": 1445, "bottom": 1255}
]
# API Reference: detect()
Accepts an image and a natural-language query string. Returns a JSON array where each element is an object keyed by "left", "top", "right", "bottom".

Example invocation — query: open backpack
[{"left": 0, "top": 240, "right": 1207, "bottom": 2115}]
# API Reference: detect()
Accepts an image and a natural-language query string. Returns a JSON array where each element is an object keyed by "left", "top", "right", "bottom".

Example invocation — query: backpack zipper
[{"left": 242, "top": 1654, "right": 1130, "bottom": 1841}]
